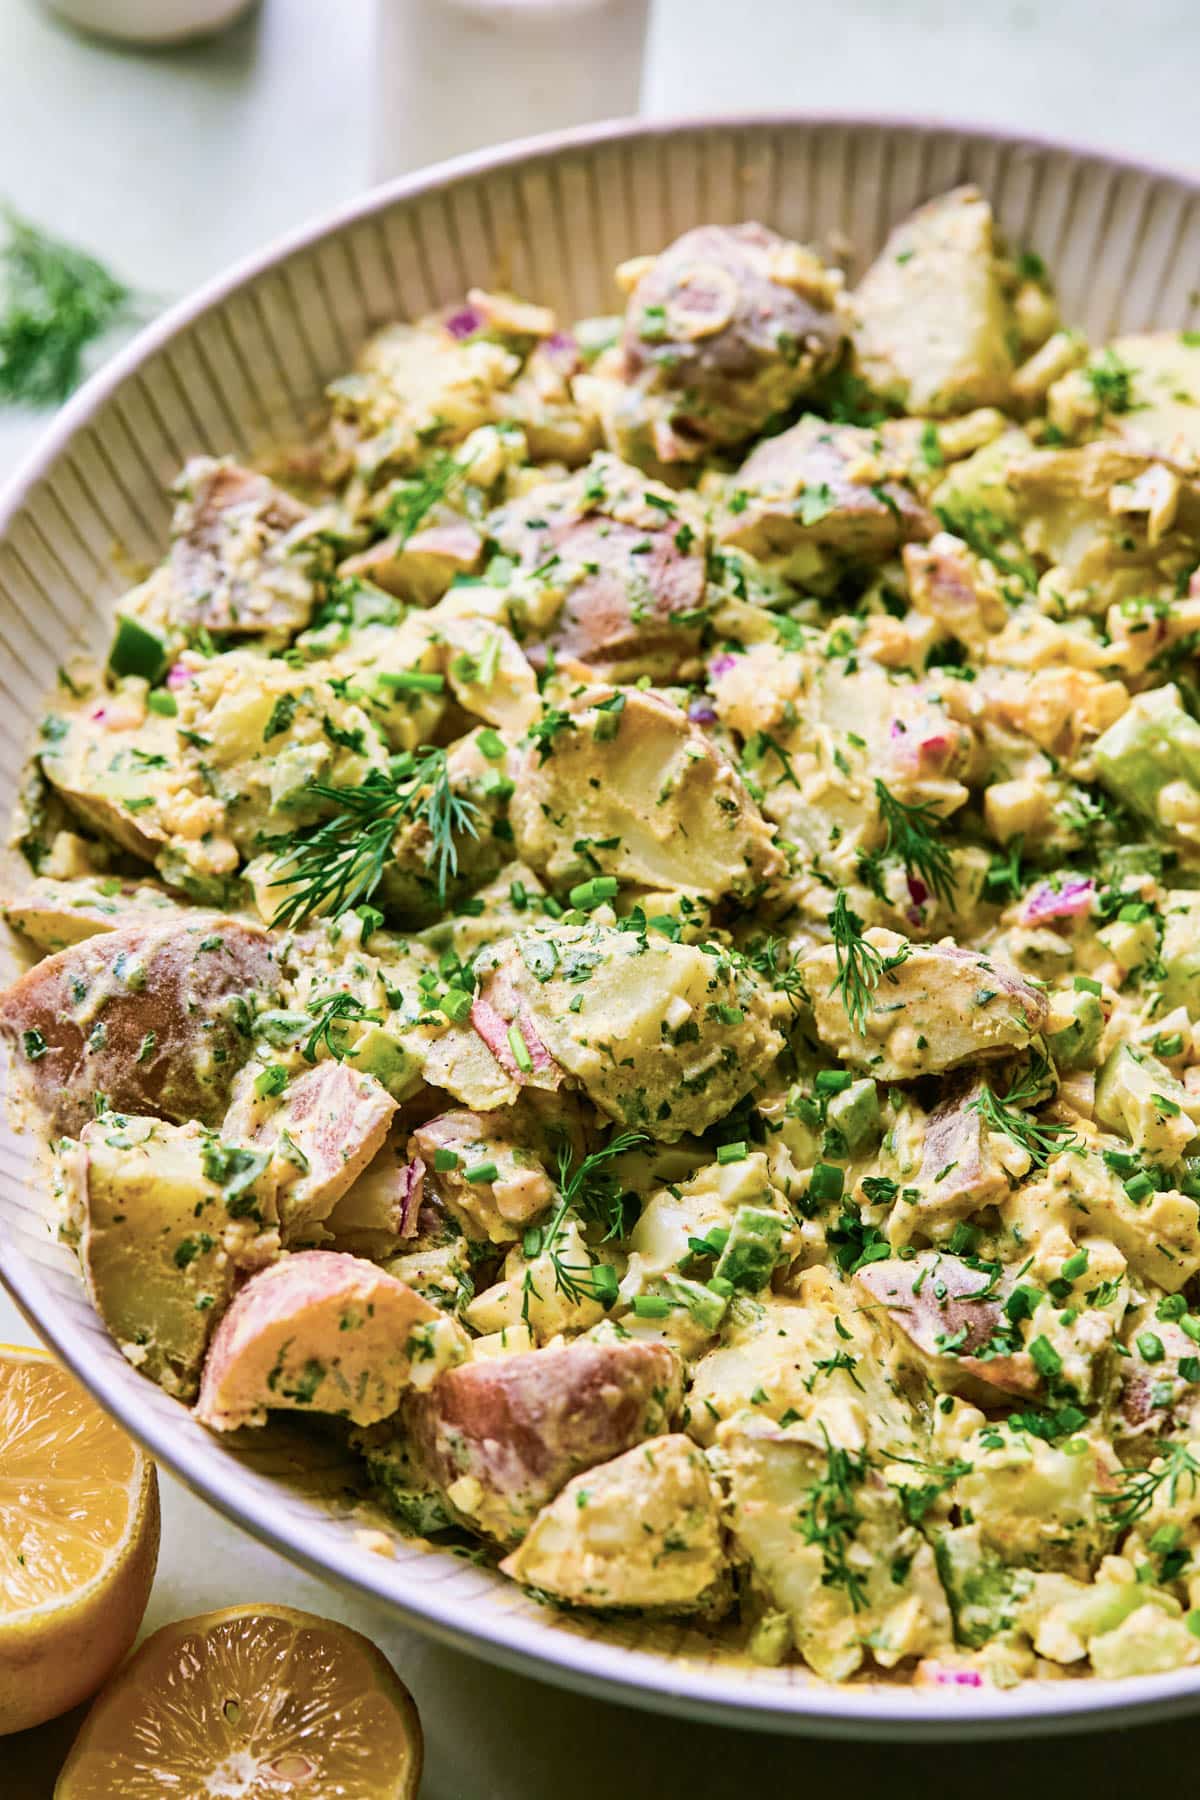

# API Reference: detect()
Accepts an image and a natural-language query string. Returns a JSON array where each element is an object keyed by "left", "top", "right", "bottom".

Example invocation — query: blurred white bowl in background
[{"left": 43, "top": 0, "right": 255, "bottom": 45}]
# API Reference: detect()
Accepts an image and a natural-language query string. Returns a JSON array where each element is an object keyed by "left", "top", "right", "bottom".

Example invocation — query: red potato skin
[
  {"left": 172, "top": 462, "right": 311, "bottom": 633},
  {"left": 195, "top": 1249, "right": 448, "bottom": 1431},
  {"left": 540, "top": 514, "right": 706, "bottom": 674},
  {"left": 406, "top": 1337, "right": 684, "bottom": 1544},
  {"left": 855, "top": 1255, "right": 1040, "bottom": 1403},
  {"left": 489, "top": 462, "right": 708, "bottom": 678},
  {"left": 621, "top": 223, "right": 844, "bottom": 453},
  {"left": 0, "top": 916, "right": 279, "bottom": 1136}
]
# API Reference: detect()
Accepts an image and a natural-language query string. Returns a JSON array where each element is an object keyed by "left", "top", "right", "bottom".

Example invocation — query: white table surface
[{"left": 6, "top": 0, "right": 1200, "bottom": 1790}]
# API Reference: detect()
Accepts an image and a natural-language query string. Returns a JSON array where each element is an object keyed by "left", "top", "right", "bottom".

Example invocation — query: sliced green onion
[
  {"left": 377, "top": 669, "right": 445, "bottom": 693},
  {"left": 507, "top": 1023, "right": 533, "bottom": 1073},
  {"left": 464, "top": 1159, "right": 499, "bottom": 1185},
  {"left": 109, "top": 614, "right": 167, "bottom": 682},
  {"left": 568, "top": 876, "right": 619, "bottom": 911},
  {"left": 632, "top": 1294, "right": 672, "bottom": 1319}
]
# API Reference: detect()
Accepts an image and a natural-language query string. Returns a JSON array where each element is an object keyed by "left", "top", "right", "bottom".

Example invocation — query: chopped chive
[
  {"left": 807, "top": 1161, "right": 844, "bottom": 1204},
  {"left": 507, "top": 1023, "right": 533, "bottom": 1073},
  {"left": 463, "top": 1159, "right": 499, "bottom": 1184},
  {"left": 477, "top": 727, "right": 506, "bottom": 760},
  {"left": 632, "top": 1294, "right": 672, "bottom": 1318},
  {"left": 377, "top": 669, "right": 445, "bottom": 693},
  {"left": 439, "top": 987, "right": 473, "bottom": 1024},
  {"left": 568, "top": 875, "right": 619, "bottom": 911},
  {"left": 716, "top": 1141, "right": 748, "bottom": 1165},
  {"left": 433, "top": 1148, "right": 460, "bottom": 1172}
]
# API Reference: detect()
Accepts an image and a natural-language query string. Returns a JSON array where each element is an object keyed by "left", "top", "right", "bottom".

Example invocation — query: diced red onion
[
  {"left": 397, "top": 1156, "right": 425, "bottom": 1239},
  {"left": 1019, "top": 877, "right": 1095, "bottom": 926},
  {"left": 934, "top": 1668, "right": 983, "bottom": 1688},
  {"left": 688, "top": 699, "right": 718, "bottom": 725},
  {"left": 471, "top": 991, "right": 559, "bottom": 1083},
  {"left": 445, "top": 305, "right": 484, "bottom": 341},
  {"left": 708, "top": 653, "right": 738, "bottom": 678},
  {"left": 166, "top": 662, "right": 191, "bottom": 690}
]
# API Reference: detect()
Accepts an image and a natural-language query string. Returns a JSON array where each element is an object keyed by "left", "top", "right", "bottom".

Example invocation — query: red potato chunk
[
  {"left": 3, "top": 875, "right": 182, "bottom": 953},
  {"left": 229, "top": 1062, "right": 399, "bottom": 1242},
  {"left": 617, "top": 223, "right": 845, "bottom": 460},
  {"left": 195, "top": 1249, "right": 466, "bottom": 1431},
  {"left": 719, "top": 417, "right": 934, "bottom": 564},
  {"left": 1117, "top": 1320, "right": 1200, "bottom": 1440},
  {"left": 489, "top": 455, "right": 709, "bottom": 681},
  {"left": 469, "top": 966, "right": 562, "bottom": 1093},
  {"left": 163, "top": 457, "right": 320, "bottom": 637},
  {"left": 902, "top": 532, "right": 1008, "bottom": 653},
  {"left": 411, "top": 1109, "right": 554, "bottom": 1243},
  {"left": 405, "top": 1335, "right": 684, "bottom": 1544},
  {"left": 0, "top": 916, "right": 279, "bottom": 1136},
  {"left": 855, "top": 1253, "right": 1040, "bottom": 1403},
  {"left": 338, "top": 513, "right": 483, "bottom": 605}
]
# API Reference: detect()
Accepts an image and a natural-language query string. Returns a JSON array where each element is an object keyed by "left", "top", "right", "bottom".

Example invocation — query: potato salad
[{"left": 11, "top": 184, "right": 1200, "bottom": 1690}]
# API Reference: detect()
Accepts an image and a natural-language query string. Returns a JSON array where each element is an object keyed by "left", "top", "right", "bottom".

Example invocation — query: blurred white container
[
  {"left": 43, "top": 0, "right": 255, "bottom": 44},
  {"left": 374, "top": 0, "right": 650, "bottom": 179}
]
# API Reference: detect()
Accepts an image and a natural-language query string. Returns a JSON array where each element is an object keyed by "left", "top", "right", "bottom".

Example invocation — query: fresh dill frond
[
  {"left": 829, "top": 889, "right": 909, "bottom": 1036},
  {"left": 873, "top": 779, "right": 957, "bottom": 908},
  {"left": 968, "top": 1052, "right": 1080, "bottom": 1169},
  {"left": 796, "top": 1428, "right": 872, "bottom": 1612},
  {"left": 381, "top": 450, "right": 471, "bottom": 544},
  {"left": 745, "top": 935, "right": 807, "bottom": 1012},
  {"left": 1084, "top": 349, "right": 1136, "bottom": 417},
  {"left": 0, "top": 210, "right": 132, "bottom": 406},
  {"left": 519, "top": 1131, "right": 648, "bottom": 1321},
  {"left": 556, "top": 1129, "right": 648, "bottom": 1239},
  {"left": 301, "top": 991, "right": 381, "bottom": 1064},
  {"left": 268, "top": 748, "right": 480, "bottom": 927},
  {"left": 1100, "top": 1441, "right": 1200, "bottom": 1535},
  {"left": 885, "top": 1452, "right": 974, "bottom": 1527}
]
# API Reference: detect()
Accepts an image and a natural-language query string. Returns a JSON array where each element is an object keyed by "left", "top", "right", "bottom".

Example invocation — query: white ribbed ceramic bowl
[{"left": 4, "top": 115, "right": 1200, "bottom": 1739}]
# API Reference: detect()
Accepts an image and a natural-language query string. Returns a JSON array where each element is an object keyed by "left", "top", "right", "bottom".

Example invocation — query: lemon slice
[
  {"left": 55, "top": 1605, "right": 424, "bottom": 1798},
  {"left": 0, "top": 1341, "right": 159, "bottom": 1735}
]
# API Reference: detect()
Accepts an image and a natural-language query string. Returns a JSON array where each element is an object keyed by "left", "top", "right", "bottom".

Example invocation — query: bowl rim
[{"left": 6, "top": 106, "right": 1200, "bottom": 1736}]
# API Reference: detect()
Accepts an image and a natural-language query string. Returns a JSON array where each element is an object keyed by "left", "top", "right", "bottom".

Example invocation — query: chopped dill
[
  {"left": 1101, "top": 1441, "right": 1200, "bottom": 1535},
  {"left": 871, "top": 779, "right": 957, "bottom": 908},
  {"left": 968, "top": 1053, "right": 1080, "bottom": 1170},
  {"left": 829, "top": 889, "right": 909, "bottom": 1036},
  {"left": 267, "top": 748, "right": 480, "bottom": 926}
]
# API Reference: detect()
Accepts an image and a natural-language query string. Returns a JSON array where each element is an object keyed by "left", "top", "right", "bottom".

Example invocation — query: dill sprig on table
[
  {"left": 267, "top": 748, "right": 480, "bottom": 927},
  {"left": 829, "top": 889, "right": 908, "bottom": 1037},
  {"left": 0, "top": 210, "right": 131, "bottom": 406}
]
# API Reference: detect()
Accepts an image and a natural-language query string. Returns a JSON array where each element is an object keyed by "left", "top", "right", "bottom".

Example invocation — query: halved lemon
[
  {"left": 0, "top": 1341, "right": 159, "bottom": 1735},
  {"left": 55, "top": 1605, "right": 424, "bottom": 1798}
]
